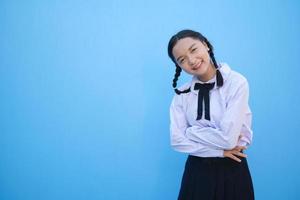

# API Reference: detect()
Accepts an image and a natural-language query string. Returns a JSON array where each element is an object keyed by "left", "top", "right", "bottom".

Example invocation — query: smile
[{"left": 192, "top": 60, "right": 203, "bottom": 70}]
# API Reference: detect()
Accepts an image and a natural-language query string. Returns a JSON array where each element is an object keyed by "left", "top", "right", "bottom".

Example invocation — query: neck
[{"left": 197, "top": 62, "right": 216, "bottom": 82}]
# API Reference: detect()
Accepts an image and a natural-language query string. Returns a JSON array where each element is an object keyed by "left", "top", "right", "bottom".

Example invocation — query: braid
[
  {"left": 172, "top": 65, "right": 191, "bottom": 95},
  {"left": 209, "top": 50, "right": 224, "bottom": 87},
  {"left": 172, "top": 65, "right": 181, "bottom": 88}
]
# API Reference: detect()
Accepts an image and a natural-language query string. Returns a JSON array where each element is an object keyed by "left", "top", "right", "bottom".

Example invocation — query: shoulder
[
  {"left": 229, "top": 70, "right": 248, "bottom": 87},
  {"left": 220, "top": 62, "right": 248, "bottom": 86},
  {"left": 177, "top": 81, "right": 192, "bottom": 92},
  {"left": 219, "top": 63, "right": 250, "bottom": 102},
  {"left": 170, "top": 81, "right": 192, "bottom": 106}
]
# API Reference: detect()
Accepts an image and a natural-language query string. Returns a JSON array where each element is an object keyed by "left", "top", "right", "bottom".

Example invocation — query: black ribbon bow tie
[{"left": 194, "top": 82, "right": 215, "bottom": 120}]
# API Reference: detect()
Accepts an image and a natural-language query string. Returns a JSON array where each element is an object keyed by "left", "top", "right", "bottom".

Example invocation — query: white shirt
[{"left": 169, "top": 63, "right": 253, "bottom": 157}]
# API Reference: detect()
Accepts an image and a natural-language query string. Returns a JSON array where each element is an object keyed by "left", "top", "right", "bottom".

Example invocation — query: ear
[{"left": 201, "top": 41, "right": 210, "bottom": 51}]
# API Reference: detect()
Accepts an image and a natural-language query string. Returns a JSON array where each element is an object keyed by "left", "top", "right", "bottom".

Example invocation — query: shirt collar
[{"left": 190, "top": 62, "right": 231, "bottom": 94}]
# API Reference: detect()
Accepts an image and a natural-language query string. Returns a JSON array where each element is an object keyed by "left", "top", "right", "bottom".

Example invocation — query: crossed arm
[{"left": 170, "top": 80, "right": 251, "bottom": 162}]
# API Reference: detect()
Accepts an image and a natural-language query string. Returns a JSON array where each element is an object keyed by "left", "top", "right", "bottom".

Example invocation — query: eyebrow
[{"left": 176, "top": 43, "right": 197, "bottom": 62}]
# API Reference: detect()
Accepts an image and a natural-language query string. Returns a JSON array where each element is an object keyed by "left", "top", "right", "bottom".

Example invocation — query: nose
[{"left": 188, "top": 56, "right": 196, "bottom": 66}]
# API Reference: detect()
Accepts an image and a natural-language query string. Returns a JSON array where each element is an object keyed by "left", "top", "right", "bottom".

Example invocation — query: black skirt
[{"left": 178, "top": 155, "right": 254, "bottom": 200}]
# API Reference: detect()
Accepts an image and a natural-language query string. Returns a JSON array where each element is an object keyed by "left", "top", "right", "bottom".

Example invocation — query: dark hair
[{"left": 167, "top": 29, "right": 223, "bottom": 94}]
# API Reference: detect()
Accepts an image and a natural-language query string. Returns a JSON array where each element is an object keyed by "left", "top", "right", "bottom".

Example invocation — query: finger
[
  {"left": 234, "top": 146, "right": 247, "bottom": 151},
  {"left": 240, "top": 146, "right": 247, "bottom": 150},
  {"left": 232, "top": 151, "right": 247, "bottom": 158},
  {"left": 237, "top": 146, "right": 247, "bottom": 150},
  {"left": 227, "top": 154, "right": 241, "bottom": 162}
]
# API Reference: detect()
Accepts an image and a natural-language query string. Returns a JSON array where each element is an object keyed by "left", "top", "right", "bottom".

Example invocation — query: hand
[{"left": 223, "top": 146, "right": 247, "bottom": 162}]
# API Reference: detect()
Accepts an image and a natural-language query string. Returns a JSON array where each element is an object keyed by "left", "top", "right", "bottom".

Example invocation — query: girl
[{"left": 168, "top": 30, "right": 254, "bottom": 200}]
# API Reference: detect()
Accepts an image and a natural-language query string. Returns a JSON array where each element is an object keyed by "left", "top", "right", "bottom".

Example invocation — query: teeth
[
  {"left": 192, "top": 60, "right": 203, "bottom": 70},
  {"left": 197, "top": 61, "right": 202, "bottom": 68}
]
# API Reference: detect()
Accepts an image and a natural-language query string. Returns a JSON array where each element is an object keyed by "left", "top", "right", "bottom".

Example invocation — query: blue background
[{"left": 1, "top": 0, "right": 299, "bottom": 199}]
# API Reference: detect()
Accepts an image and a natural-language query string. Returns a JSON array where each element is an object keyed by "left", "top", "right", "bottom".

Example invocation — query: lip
[{"left": 192, "top": 61, "right": 203, "bottom": 70}]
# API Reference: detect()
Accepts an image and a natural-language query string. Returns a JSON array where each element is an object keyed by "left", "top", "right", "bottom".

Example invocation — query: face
[{"left": 172, "top": 37, "right": 215, "bottom": 81}]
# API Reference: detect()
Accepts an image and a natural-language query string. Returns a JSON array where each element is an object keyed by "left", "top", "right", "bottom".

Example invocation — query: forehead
[{"left": 172, "top": 37, "right": 203, "bottom": 57}]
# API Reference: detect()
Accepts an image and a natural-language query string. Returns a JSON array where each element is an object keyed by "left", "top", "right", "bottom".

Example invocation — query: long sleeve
[
  {"left": 170, "top": 94, "right": 224, "bottom": 157},
  {"left": 237, "top": 117, "right": 253, "bottom": 147},
  {"left": 185, "top": 79, "right": 250, "bottom": 150}
]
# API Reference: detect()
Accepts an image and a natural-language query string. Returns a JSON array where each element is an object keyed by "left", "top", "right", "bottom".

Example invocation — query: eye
[
  {"left": 179, "top": 58, "right": 185, "bottom": 64},
  {"left": 191, "top": 48, "right": 197, "bottom": 53}
]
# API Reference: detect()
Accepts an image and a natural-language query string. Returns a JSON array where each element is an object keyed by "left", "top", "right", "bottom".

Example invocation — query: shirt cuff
[{"left": 191, "top": 149, "right": 224, "bottom": 158}]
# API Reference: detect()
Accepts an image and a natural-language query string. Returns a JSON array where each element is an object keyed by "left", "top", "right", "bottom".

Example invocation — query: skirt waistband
[{"left": 188, "top": 154, "right": 246, "bottom": 165}]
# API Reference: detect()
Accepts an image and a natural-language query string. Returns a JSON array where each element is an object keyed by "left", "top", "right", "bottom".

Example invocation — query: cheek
[
  {"left": 180, "top": 65, "right": 193, "bottom": 74},
  {"left": 200, "top": 52, "right": 210, "bottom": 61},
  {"left": 194, "top": 52, "right": 209, "bottom": 65}
]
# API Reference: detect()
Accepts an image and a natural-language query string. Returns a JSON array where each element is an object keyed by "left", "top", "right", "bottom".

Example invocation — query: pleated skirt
[{"left": 178, "top": 155, "right": 254, "bottom": 200}]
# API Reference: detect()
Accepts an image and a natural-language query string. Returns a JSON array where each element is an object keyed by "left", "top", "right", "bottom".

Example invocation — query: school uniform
[{"left": 170, "top": 63, "right": 254, "bottom": 200}]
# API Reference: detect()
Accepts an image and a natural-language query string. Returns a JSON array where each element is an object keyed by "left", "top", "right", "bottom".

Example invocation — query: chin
[{"left": 196, "top": 68, "right": 208, "bottom": 76}]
